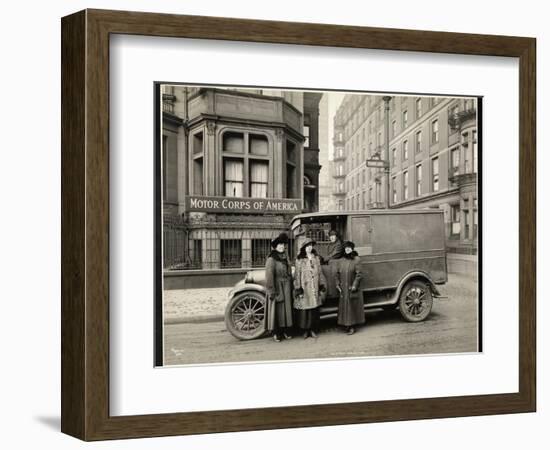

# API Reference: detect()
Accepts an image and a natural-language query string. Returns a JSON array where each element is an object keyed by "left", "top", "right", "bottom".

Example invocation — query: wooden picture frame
[{"left": 61, "top": 9, "right": 536, "bottom": 441}]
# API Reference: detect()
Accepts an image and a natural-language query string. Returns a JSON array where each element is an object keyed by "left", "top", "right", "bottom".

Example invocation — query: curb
[{"left": 164, "top": 314, "right": 225, "bottom": 325}]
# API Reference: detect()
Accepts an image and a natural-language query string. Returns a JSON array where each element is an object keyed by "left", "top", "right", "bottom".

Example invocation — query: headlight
[{"left": 244, "top": 271, "right": 253, "bottom": 283}]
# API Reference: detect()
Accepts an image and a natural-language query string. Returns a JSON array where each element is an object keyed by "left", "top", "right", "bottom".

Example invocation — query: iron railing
[
  {"left": 162, "top": 218, "right": 339, "bottom": 270},
  {"left": 163, "top": 218, "right": 296, "bottom": 270}
]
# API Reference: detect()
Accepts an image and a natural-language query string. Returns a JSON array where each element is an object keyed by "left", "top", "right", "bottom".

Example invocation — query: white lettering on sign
[
  {"left": 187, "top": 196, "right": 300, "bottom": 213},
  {"left": 190, "top": 198, "right": 221, "bottom": 209}
]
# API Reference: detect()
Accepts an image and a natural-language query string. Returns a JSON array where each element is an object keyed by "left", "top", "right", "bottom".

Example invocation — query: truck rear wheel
[
  {"left": 225, "top": 291, "right": 267, "bottom": 340},
  {"left": 398, "top": 280, "right": 433, "bottom": 322}
]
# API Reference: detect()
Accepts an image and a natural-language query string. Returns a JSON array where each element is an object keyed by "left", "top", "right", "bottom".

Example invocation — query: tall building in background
[
  {"left": 317, "top": 94, "right": 332, "bottom": 211},
  {"left": 302, "top": 92, "right": 323, "bottom": 213},
  {"left": 331, "top": 94, "right": 478, "bottom": 255}
]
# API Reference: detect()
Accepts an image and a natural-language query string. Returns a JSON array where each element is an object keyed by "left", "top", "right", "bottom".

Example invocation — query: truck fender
[
  {"left": 396, "top": 271, "right": 442, "bottom": 298},
  {"left": 229, "top": 283, "right": 267, "bottom": 298}
]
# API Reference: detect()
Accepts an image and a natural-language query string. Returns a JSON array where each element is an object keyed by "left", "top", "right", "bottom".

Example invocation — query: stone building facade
[
  {"left": 330, "top": 94, "right": 478, "bottom": 254},
  {"left": 161, "top": 86, "right": 322, "bottom": 282}
]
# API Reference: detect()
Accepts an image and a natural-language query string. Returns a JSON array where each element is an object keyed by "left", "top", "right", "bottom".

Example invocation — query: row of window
[
  {"left": 341, "top": 116, "right": 468, "bottom": 174},
  {"left": 450, "top": 199, "right": 478, "bottom": 239},
  {"left": 340, "top": 97, "right": 442, "bottom": 141},
  {"left": 336, "top": 127, "right": 478, "bottom": 180},
  {"left": 170, "top": 238, "right": 280, "bottom": 269},
  {"left": 334, "top": 131, "right": 478, "bottom": 196},
  {"left": 191, "top": 131, "right": 300, "bottom": 199},
  {"left": 337, "top": 99, "right": 477, "bottom": 166},
  {"left": 390, "top": 158, "right": 437, "bottom": 203}
]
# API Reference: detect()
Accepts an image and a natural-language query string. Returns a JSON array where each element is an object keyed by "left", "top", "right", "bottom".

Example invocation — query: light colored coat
[{"left": 293, "top": 253, "right": 327, "bottom": 310}]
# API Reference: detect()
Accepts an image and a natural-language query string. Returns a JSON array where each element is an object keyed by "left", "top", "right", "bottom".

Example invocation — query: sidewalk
[{"left": 163, "top": 287, "right": 232, "bottom": 324}]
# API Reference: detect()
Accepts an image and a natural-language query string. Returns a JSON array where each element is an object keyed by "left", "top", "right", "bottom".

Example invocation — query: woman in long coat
[
  {"left": 336, "top": 241, "right": 365, "bottom": 335},
  {"left": 294, "top": 239, "right": 327, "bottom": 338},
  {"left": 265, "top": 233, "right": 293, "bottom": 342}
]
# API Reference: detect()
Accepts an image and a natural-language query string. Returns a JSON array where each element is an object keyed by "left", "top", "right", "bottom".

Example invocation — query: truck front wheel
[
  {"left": 398, "top": 280, "right": 433, "bottom": 322},
  {"left": 225, "top": 291, "right": 267, "bottom": 340}
]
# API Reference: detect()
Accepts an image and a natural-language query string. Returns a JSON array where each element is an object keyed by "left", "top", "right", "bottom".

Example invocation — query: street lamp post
[{"left": 382, "top": 96, "right": 392, "bottom": 209}]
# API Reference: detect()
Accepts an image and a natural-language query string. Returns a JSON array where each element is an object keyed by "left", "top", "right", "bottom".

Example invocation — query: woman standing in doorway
[
  {"left": 265, "top": 233, "right": 293, "bottom": 342},
  {"left": 336, "top": 241, "right": 365, "bottom": 335},
  {"left": 294, "top": 239, "right": 327, "bottom": 339}
]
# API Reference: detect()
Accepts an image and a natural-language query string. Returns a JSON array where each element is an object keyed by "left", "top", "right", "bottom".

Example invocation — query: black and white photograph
[{"left": 156, "top": 84, "right": 480, "bottom": 366}]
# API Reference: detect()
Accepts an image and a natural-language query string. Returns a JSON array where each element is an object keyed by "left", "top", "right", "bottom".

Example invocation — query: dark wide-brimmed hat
[
  {"left": 329, "top": 229, "right": 339, "bottom": 236},
  {"left": 299, "top": 238, "right": 316, "bottom": 252},
  {"left": 343, "top": 240, "right": 356, "bottom": 250},
  {"left": 270, "top": 232, "right": 289, "bottom": 249}
]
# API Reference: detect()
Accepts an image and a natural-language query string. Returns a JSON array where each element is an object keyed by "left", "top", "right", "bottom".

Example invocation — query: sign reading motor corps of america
[{"left": 185, "top": 195, "right": 302, "bottom": 214}]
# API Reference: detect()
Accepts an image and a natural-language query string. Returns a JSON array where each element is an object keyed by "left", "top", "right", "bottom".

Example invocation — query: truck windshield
[{"left": 291, "top": 219, "right": 345, "bottom": 261}]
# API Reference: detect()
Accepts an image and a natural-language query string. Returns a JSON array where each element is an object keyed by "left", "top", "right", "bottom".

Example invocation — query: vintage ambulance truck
[{"left": 225, "top": 209, "right": 447, "bottom": 340}]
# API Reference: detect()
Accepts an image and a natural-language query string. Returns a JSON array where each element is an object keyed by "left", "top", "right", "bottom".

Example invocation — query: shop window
[
  {"left": 220, "top": 239, "right": 242, "bottom": 268},
  {"left": 251, "top": 239, "right": 271, "bottom": 267},
  {"left": 190, "top": 240, "right": 202, "bottom": 269}
]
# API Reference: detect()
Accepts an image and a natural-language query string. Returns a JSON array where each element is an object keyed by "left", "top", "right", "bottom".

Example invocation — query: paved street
[{"left": 163, "top": 273, "right": 479, "bottom": 366}]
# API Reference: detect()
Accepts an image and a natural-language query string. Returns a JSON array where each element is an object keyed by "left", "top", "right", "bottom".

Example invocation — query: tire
[
  {"left": 225, "top": 291, "right": 267, "bottom": 340},
  {"left": 398, "top": 280, "right": 433, "bottom": 322}
]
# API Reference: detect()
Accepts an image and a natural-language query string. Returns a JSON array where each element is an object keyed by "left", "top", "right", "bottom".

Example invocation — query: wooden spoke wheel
[
  {"left": 225, "top": 291, "right": 267, "bottom": 340},
  {"left": 398, "top": 280, "right": 433, "bottom": 322}
]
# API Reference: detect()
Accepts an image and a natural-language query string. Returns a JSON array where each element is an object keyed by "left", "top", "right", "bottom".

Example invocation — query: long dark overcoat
[
  {"left": 336, "top": 253, "right": 365, "bottom": 327},
  {"left": 265, "top": 251, "right": 293, "bottom": 331}
]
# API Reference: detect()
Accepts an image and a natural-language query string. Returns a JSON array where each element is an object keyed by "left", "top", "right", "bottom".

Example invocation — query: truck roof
[{"left": 290, "top": 208, "right": 443, "bottom": 228}]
